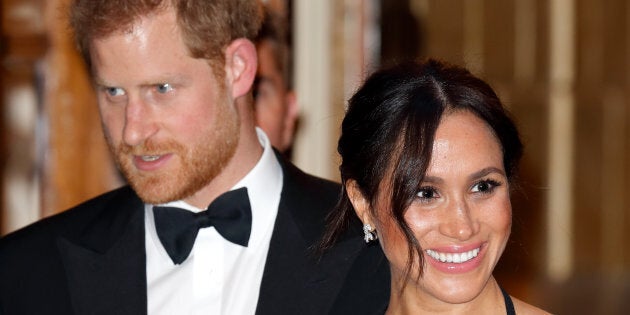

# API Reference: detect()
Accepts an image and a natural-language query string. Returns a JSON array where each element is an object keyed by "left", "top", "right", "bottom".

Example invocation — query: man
[
  {"left": 0, "top": 1, "right": 388, "bottom": 314},
  {"left": 253, "top": 9, "right": 299, "bottom": 155}
]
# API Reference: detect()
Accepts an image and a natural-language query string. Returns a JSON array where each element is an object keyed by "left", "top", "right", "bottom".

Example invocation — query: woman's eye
[
  {"left": 416, "top": 187, "right": 438, "bottom": 200},
  {"left": 106, "top": 87, "right": 125, "bottom": 97},
  {"left": 471, "top": 179, "right": 501, "bottom": 194},
  {"left": 156, "top": 83, "right": 173, "bottom": 94}
]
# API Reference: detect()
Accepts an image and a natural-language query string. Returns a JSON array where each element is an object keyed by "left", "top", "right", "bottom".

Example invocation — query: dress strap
[{"left": 500, "top": 286, "right": 516, "bottom": 315}]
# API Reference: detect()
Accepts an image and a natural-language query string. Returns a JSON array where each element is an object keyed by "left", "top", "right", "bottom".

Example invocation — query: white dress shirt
[{"left": 145, "top": 128, "right": 283, "bottom": 315}]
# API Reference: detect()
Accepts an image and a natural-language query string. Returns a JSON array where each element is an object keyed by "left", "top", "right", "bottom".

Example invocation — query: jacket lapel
[
  {"left": 56, "top": 186, "right": 148, "bottom": 315},
  {"left": 257, "top": 208, "right": 362, "bottom": 315},
  {"left": 256, "top": 153, "right": 363, "bottom": 315}
]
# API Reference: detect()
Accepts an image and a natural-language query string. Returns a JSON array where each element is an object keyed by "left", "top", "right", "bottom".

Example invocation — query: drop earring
[{"left": 363, "top": 223, "right": 378, "bottom": 243}]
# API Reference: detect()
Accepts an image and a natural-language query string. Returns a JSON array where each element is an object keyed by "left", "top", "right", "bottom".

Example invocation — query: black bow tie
[{"left": 153, "top": 187, "right": 252, "bottom": 264}]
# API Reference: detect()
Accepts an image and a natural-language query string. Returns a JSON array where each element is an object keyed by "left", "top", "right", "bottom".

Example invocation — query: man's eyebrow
[
  {"left": 92, "top": 77, "right": 107, "bottom": 86},
  {"left": 92, "top": 76, "right": 120, "bottom": 88}
]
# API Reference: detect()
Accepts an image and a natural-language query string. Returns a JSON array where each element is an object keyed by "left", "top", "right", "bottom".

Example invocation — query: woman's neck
[{"left": 385, "top": 276, "right": 507, "bottom": 315}]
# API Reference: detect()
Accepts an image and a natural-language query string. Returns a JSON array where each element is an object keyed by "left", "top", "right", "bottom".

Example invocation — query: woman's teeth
[{"left": 426, "top": 248, "right": 480, "bottom": 263}]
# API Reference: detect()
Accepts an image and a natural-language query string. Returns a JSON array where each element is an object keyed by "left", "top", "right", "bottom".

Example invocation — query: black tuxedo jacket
[{"left": 0, "top": 154, "right": 389, "bottom": 314}]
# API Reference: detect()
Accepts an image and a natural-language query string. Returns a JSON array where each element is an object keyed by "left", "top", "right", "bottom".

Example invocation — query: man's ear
[
  {"left": 346, "top": 179, "right": 373, "bottom": 225},
  {"left": 224, "top": 38, "right": 258, "bottom": 99}
]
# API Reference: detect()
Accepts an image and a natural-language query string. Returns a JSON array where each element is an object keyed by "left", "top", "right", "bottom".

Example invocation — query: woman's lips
[
  {"left": 426, "top": 247, "right": 480, "bottom": 263},
  {"left": 424, "top": 243, "right": 486, "bottom": 273}
]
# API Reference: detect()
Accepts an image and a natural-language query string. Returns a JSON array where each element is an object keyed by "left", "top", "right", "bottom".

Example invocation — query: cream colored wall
[
  {"left": 292, "top": 0, "right": 337, "bottom": 180},
  {"left": 292, "top": 0, "right": 380, "bottom": 182}
]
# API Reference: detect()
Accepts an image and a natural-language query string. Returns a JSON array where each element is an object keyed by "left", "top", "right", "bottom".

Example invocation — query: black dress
[{"left": 501, "top": 286, "right": 517, "bottom": 315}]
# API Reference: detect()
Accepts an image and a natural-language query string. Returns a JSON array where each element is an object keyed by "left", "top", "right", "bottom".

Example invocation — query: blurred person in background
[{"left": 253, "top": 8, "right": 299, "bottom": 156}]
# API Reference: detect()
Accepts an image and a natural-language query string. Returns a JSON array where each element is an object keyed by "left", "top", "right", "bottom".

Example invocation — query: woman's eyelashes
[
  {"left": 471, "top": 179, "right": 502, "bottom": 195},
  {"left": 416, "top": 186, "right": 440, "bottom": 202},
  {"left": 415, "top": 178, "right": 503, "bottom": 202}
]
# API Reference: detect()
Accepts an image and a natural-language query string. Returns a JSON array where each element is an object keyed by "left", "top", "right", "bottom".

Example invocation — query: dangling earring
[{"left": 363, "top": 223, "right": 378, "bottom": 243}]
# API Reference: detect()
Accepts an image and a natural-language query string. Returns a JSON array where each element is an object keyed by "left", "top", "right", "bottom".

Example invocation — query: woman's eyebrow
[{"left": 467, "top": 167, "right": 505, "bottom": 181}]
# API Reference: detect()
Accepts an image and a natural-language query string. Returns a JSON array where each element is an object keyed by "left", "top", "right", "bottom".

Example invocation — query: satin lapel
[
  {"left": 257, "top": 196, "right": 361, "bottom": 315},
  {"left": 255, "top": 199, "right": 314, "bottom": 313},
  {"left": 256, "top": 152, "right": 361, "bottom": 315},
  {"left": 57, "top": 187, "right": 148, "bottom": 315}
]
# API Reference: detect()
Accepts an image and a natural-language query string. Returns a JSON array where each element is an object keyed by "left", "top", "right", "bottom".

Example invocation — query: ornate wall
[{"left": 1, "top": 0, "right": 119, "bottom": 233}]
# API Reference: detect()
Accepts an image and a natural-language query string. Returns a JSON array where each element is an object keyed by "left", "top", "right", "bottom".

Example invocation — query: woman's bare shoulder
[{"left": 512, "top": 296, "right": 553, "bottom": 315}]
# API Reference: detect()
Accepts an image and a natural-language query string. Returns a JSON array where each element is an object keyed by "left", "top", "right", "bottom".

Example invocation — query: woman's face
[{"left": 353, "top": 110, "right": 512, "bottom": 307}]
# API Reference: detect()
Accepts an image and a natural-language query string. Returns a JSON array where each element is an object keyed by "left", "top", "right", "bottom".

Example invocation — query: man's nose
[{"left": 122, "top": 97, "right": 157, "bottom": 147}]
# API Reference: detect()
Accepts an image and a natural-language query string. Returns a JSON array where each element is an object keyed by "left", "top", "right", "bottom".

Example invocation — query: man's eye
[
  {"left": 156, "top": 83, "right": 173, "bottom": 94},
  {"left": 106, "top": 87, "right": 125, "bottom": 97}
]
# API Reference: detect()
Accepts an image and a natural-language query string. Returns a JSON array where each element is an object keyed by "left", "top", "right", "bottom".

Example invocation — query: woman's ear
[
  {"left": 346, "top": 179, "right": 373, "bottom": 225},
  {"left": 224, "top": 38, "right": 258, "bottom": 99}
]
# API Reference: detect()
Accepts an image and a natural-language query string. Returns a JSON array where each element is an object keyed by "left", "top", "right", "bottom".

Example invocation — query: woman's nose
[{"left": 439, "top": 199, "right": 477, "bottom": 241}]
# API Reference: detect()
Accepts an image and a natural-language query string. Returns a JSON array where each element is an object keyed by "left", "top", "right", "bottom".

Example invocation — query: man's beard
[{"left": 107, "top": 112, "right": 240, "bottom": 205}]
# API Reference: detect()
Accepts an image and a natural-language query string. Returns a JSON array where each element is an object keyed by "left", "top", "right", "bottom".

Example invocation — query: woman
[{"left": 322, "top": 59, "right": 549, "bottom": 314}]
